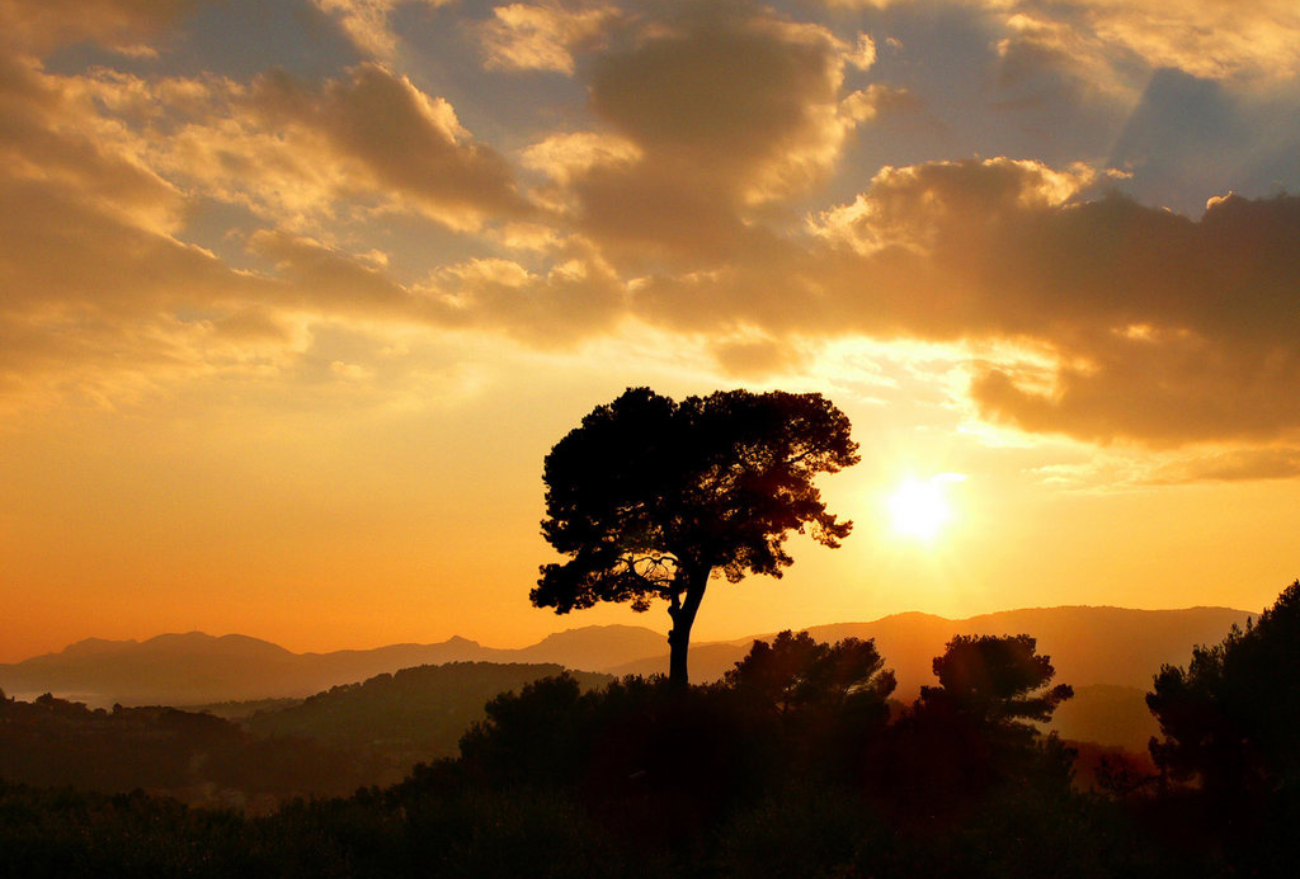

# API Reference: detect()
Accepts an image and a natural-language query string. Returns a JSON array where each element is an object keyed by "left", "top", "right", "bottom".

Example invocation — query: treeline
[{"left": 5, "top": 582, "right": 1300, "bottom": 877}]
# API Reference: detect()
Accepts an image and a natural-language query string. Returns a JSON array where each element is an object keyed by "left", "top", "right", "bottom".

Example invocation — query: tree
[
  {"left": 533, "top": 387, "right": 860, "bottom": 687},
  {"left": 1147, "top": 580, "right": 1300, "bottom": 801},
  {"left": 724, "top": 631, "right": 897, "bottom": 783},
  {"left": 922, "top": 634, "right": 1073, "bottom": 728},
  {"left": 879, "top": 635, "right": 1073, "bottom": 810},
  {"left": 724, "top": 630, "right": 896, "bottom": 719}
]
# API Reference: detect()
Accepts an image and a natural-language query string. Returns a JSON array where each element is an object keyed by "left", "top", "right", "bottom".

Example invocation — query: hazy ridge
[{"left": 1, "top": 606, "right": 1248, "bottom": 722}]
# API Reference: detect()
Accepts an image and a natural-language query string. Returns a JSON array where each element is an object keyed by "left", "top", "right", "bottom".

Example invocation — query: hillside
[
  {"left": 244, "top": 661, "right": 613, "bottom": 782},
  {"left": 0, "top": 692, "right": 367, "bottom": 809},
  {"left": 0, "top": 661, "right": 616, "bottom": 799}
]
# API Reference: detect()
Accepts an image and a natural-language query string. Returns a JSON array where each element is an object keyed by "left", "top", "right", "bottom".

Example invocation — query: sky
[{"left": 3, "top": 0, "right": 1300, "bottom": 663}]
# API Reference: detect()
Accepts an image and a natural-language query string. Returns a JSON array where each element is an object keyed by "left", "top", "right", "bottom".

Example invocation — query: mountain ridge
[{"left": 0, "top": 606, "right": 1251, "bottom": 709}]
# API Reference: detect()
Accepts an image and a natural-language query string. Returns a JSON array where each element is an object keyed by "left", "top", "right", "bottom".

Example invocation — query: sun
[{"left": 887, "top": 475, "right": 963, "bottom": 541}]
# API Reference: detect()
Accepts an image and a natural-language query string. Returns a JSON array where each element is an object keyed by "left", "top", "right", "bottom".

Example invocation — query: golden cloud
[
  {"left": 248, "top": 64, "right": 533, "bottom": 230},
  {"left": 524, "top": 1, "right": 877, "bottom": 267},
  {"left": 310, "top": 0, "right": 455, "bottom": 60},
  {"left": 478, "top": 1, "right": 614, "bottom": 74},
  {"left": 836, "top": 0, "right": 1300, "bottom": 83},
  {"left": 0, "top": 0, "right": 192, "bottom": 55}
]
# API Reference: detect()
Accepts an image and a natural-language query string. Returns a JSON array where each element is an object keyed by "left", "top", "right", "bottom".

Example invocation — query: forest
[{"left": 4, "top": 579, "right": 1300, "bottom": 878}]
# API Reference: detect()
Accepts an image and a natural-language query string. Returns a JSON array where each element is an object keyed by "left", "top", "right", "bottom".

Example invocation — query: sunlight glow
[{"left": 888, "top": 474, "right": 965, "bottom": 541}]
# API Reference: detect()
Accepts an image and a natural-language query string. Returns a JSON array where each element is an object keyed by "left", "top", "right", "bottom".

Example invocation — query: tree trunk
[{"left": 667, "top": 568, "right": 709, "bottom": 690}]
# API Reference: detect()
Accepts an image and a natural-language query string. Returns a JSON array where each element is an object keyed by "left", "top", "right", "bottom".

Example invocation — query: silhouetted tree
[
  {"left": 725, "top": 630, "right": 896, "bottom": 717},
  {"left": 1147, "top": 580, "right": 1300, "bottom": 801},
  {"left": 878, "top": 634, "right": 1074, "bottom": 814},
  {"left": 533, "top": 387, "right": 859, "bottom": 687},
  {"left": 922, "top": 634, "right": 1073, "bottom": 728},
  {"left": 724, "top": 631, "right": 896, "bottom": 782}
]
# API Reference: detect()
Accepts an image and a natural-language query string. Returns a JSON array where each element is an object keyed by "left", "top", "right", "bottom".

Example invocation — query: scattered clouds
[
  {"left": 2, "top": 0, "right": 1300, "bottom": 476},
  {"left": 60, "top": 61, "right": 532, "bottom": 233},
  {"left": 823, "top": 1, "right": 1300, "bottom": 84}
]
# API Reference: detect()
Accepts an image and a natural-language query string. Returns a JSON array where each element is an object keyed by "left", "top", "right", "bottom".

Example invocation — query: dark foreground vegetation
[{"left": 5, "top": 582, "right": 1300, "bottom": 878}]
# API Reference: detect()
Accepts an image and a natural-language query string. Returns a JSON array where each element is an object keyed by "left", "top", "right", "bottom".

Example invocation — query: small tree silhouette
[
  {"left": 724, "top": 630, "right": 896, "bottom": 719},
  {"left": 533, "top": 387, "right": 860, "bottom": 687},
  {"left": 923, "top": 634, "right": 1074, "bottom": 727}
]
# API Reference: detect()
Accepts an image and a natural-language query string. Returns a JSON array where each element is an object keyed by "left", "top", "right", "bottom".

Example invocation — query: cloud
[
  {"left": 3, "top": 0, "right": 1297, "bottom": 458},
  {"left": 77, "top": 61, "right": 531, "bottom": 233},
  {"left": 527, "top": 1, "right": 872, "bottom": 266},
  {"left": 1146, "top": 448, "right": 1300, "bottom": 484},
  {"left": 309, "top": 0, "right": 453, "bottom": 60},
  {"left": 0, "top": 47, "right": 536, "bottom": 414},
  {"left": 0, "top": 52, "right": 276, "bottom": 412},
  {"left": 248, "top": 63, "right": 533, "bottom": 230},
  {"left": 822, "top": 1, "right": 1300, "bottom": 83},
  {"left": 811, "top": 157, "right": 1098, "bottom": 255},
  {"left": 611, "top": 155, "right": 1300, "bottom": 448},
  {"left": 992, "top": 9, "right": 1137, "bottom": 111},
  {"left": 806, "top": 161, "right": 1300, "bottom": 447},
  {"left": 419, "top": 251, "right": 627, "bottom": 345},
  {"left": 0, "top": 0, "right": 192, "bottom": 55},
  {"left": 522, "top": 132, "right": 639, "bottom": 177},
  {"left": 1071, "top": 0, "right": 1300, "bottom": 83},
  {"left": 478, "top": 1, "right": 614, "bottom": 75}
]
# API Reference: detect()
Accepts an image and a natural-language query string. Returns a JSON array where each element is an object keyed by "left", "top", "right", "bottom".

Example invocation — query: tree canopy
[
  {"left": 724, "top": 630, "right": 896, "bottom": 718},
  {"left": 532, "top": 387, "right": 860, "bottom": 686},
  {"left": 1147, "top": 580, "right": 1300, "bottom": 801},
  {"left": 922, "top": 634, "right": 1073, "bottom": 727}
]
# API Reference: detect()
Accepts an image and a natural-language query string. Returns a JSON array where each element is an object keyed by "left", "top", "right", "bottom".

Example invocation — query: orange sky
[{"left": 3, "top": 0, "right": 1300, "bottom": 663}]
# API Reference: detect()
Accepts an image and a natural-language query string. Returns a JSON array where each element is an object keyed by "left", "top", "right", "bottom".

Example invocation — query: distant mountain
[
  {"left": 511, "top": 624, "right": 668, "bottom": 668},
  {"left": 0, "top": 625, "right": 663, "bottom": 707},
  {"left": 0, "top": 607, "right": 1249, "bottom": 711}
]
